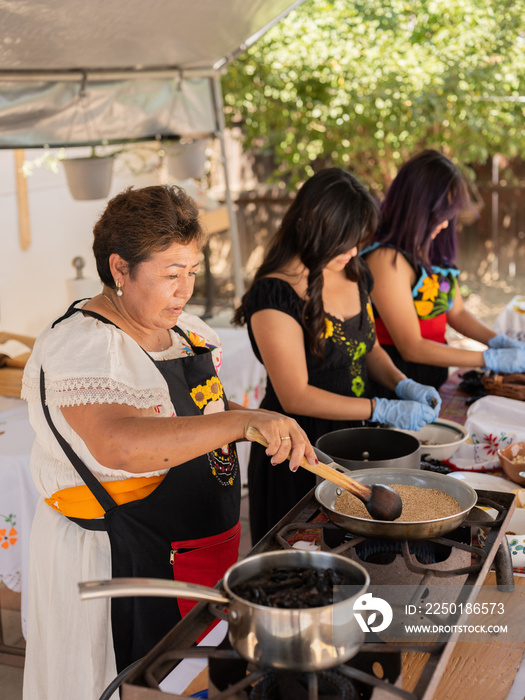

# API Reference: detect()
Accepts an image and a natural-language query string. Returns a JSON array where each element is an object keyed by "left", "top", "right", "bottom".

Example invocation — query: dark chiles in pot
[{"left": 230, "top": 566, "right": 356, "bottom": 608}]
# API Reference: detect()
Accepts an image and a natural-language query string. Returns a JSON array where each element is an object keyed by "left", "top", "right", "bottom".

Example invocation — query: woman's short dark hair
[
  {"left": 234, "top": 168, "right": 379, "bottom": 358},
  {"left": 93, "top": 185, "right": 206, "bottom": 287},
  {"left": 372, "top": 149, "right": 472, "bottom": 268}
]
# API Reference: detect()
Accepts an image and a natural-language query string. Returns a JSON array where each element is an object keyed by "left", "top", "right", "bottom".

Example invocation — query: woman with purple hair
[{"left": 363, "top": 149, "right": 525, "bottom": 396}]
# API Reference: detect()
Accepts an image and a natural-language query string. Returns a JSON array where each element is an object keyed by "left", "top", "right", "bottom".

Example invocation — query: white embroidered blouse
[{"left": 21, "top": 302, "right": 223, "bottom": 497}]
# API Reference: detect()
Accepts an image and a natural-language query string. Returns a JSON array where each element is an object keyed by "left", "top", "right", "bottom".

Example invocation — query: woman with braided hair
[{"left": 234, "top": 168, "right": 440, "bottom": 545}]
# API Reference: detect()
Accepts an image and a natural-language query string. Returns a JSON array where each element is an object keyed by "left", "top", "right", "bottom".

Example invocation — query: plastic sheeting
[
  {"left": 0, "top": 75, "right": 217, "bottom": 147},
  {"left": 0, "top": 0, "right": 304, "bottom": 148}
]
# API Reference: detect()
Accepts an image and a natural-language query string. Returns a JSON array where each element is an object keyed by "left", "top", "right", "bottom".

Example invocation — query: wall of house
[{"left": 0, "top": 149, "right": 162, "bottom": 339}]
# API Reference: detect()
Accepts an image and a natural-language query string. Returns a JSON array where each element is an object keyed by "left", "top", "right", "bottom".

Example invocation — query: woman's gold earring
[{"left": 116, "top": 280, "right": 123, "bottom": 297}]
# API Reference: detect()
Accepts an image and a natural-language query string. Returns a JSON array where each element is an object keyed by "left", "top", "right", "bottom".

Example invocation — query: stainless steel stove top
[{"left": 119, "top": 487, "right": 516, "bottom": 700}]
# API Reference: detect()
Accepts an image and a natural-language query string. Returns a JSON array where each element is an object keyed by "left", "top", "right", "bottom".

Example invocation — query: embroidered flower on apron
[
  {"left": 208, "top": 443, "right": 239, "bottom": 486},
  {"left": 191, "top": 374, "right": 239, "bottom": 486}
]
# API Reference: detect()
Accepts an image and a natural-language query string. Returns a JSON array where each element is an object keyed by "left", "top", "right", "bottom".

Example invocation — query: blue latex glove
[
  {"left": 371, "top": 398, "right": 437, "bottom": 431},
  {"left": 488, "top": 333, "right": 525, "bottom": 350},
  {"left": 483, "top": 348, "right": 525, "bottom": 374},
  {"left": 395, "top": 378, "right": 442, "bottom": 413}
]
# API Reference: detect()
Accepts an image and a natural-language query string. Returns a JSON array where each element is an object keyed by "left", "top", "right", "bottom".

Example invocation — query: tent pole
[{"left": 211, "top": 74, "right": 245, "bottom": 307}]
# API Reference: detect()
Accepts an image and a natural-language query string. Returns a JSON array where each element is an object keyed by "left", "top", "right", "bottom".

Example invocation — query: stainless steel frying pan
[{"left": 315, "top": 467, "right": 478, "bottom": 540}]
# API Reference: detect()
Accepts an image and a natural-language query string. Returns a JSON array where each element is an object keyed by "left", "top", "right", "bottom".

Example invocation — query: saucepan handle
[{"left": 78, "top": 576, "right": 230, "bottom": 605}]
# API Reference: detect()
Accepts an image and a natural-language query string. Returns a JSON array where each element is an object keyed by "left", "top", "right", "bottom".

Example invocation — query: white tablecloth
[
  {"left": 494, "top": 294, "right": 525, "bottom": 341},
  {"left": 0, "top": 396, "right": 39, "bottom": 635}
]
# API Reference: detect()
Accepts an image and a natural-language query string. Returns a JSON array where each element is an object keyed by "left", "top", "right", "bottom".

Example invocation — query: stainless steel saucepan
[
  {"left": 79, "top": 549, "right": 370, "bottom": 672},
  {"left": 316, "top": 467, "right": 478, "bottom": 540}
]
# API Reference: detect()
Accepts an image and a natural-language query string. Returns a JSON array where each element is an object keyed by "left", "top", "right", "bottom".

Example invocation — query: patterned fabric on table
[
  {"left": 449, "top": 394, "right": 525, "bottom": 471},
  {"left": 438, "top": 370, "right": 470, "bottom": 425}
]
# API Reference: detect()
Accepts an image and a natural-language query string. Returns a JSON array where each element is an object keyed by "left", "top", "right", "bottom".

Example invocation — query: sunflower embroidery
[
  {"left": 366, "top": 301, "right": 375, "bottom": 325},
  {"left": 190, "top": 384, "right": 212, "bottom": 409},
  {"left": 190, "top": 377, "right": 224, "bottom": 410},
  {"left": 414, "top": 299, "right": 434, "bottom": 317},
  {"left": 187, "top": 331, "right": 208, "bottom": 347},
  {"left": 206, "top": 376, "right": 224, "bottom": 400},
  {"left": 412, "top": 264, "right": 459, "bottom": 320}
]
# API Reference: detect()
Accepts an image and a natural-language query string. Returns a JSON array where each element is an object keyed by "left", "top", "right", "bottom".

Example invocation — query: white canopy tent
[{"left": 0, "top": 0, "right": 305, "bottom": 300}]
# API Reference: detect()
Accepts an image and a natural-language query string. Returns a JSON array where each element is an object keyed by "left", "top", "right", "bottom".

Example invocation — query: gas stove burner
[
  {"left": 250, "top": 668, "right": 357, "bottom": 700},
  {"left": 354, "top": 538, "right": 448, "bottom": 566}
]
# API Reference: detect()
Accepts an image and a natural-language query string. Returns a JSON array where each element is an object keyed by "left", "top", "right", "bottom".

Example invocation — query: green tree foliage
[{"left": 221, "top": 0, "right": 525, "bottom": 190}]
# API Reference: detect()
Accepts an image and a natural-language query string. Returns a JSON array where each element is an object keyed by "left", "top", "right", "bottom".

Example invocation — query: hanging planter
[
  {"left": 62, "top": 150, "right": 115, "bottom": 201},
  {"left": 165, "top": 139, "right": 208, "bottom": 181}
]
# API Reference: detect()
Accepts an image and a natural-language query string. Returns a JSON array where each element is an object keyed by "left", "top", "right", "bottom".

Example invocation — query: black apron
[{"left": 40, "top": 304, "right": 241, "bottom": 672}]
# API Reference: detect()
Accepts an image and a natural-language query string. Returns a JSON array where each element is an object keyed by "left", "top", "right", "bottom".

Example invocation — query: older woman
[{"left": 21, "top": 185, "right": 316, "bottom": 700}]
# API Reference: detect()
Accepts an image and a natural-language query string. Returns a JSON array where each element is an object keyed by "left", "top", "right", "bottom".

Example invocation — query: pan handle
[
  {"left": 78, "top": 577, "right": 230, "bottom": 605},
  {"left": 313, "top": 446, "right": 349, "bottom": 470},
  {"left": 246, "top": 426, "right": 372, "bottom": 499}
]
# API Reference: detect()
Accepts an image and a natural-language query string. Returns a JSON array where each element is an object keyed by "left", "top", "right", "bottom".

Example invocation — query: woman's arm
[
  {"left": 60, "top": 401, "right": 316, "bottom": 474},
  {"left": 365, "top": 340, "right": 406, "bottom": 391},
  {"left": 250, "top": 308, "right": 374, "bottom": 422},
  {"left": 367, "top": 247, "right": 487, "bottom": 368},
  {"left": 446, "top": 291, "right": 497, "bottom": 345}
]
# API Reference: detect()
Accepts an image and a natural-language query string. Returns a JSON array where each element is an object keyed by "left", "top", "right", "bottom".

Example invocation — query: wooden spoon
[{"left": 246, "top": 426, "right": 402, "bottom": 521}]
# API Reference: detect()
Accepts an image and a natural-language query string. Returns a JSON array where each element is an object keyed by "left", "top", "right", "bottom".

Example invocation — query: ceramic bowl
[
  {"left": 497, "top": 442, "right": 525, "bottom": 486},
  {"left": 505, "top": 508, "right": 525, "bottom": 569},
  {"left": 397, "top": 419, "right": 469, "bottom": 461}
]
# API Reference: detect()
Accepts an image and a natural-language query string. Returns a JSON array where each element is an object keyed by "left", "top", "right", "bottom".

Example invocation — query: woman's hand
[
  {"left": 483, "top": 347, "right": 525, "bottom": 374},
  {"left": 371, "top": 397, "right": 438, "bottom": 431},
  {"left": 244, "top": 410, "right": 318, "bottom": 472},
  {"left": 395, "top": 378, "right": 442, "bottom": 412},
  {"left": 488, "top": 334, "right": 525, "bottom": 351}
]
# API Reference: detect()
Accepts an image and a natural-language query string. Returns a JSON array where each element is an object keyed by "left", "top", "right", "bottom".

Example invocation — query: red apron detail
[{"left": 171, "top": 520, "right": 241, "bottom": 619}]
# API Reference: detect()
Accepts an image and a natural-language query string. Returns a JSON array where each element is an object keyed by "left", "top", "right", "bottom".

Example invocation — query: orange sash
[{"left": 44, "top": 474, "right": 166, "bottom": 519}]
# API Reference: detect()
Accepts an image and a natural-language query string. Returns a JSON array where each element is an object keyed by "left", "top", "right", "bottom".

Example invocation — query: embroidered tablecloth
[
  {"left": 439, "top": 368, "right": 525, "bottom": 472},
  {"left": 0, "top": 397, "right": 38, "bottom": 592},
  {"left": 0, "top": 396, "right": 39, "bottom": 637}
]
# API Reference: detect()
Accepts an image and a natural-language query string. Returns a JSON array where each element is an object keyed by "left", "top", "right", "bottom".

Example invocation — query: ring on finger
[{"left": 280, "top": 436, "right": 291, "bottom": 441}]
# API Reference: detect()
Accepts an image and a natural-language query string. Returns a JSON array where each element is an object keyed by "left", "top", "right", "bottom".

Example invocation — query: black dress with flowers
[{"left": 243, "top": 274, "right": 376, "bottom": 545}]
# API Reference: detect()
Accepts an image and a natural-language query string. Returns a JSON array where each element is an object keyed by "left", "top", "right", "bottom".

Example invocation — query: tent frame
[{"left": 1, "top": 67, "right": 245, "bottom": 303}]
